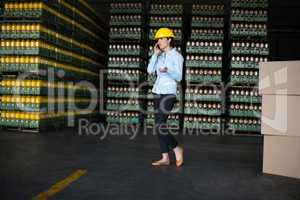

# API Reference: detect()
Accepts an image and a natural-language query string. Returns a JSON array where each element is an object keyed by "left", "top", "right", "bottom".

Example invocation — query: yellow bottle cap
[
  {"left": 11, "top": 112, "right": 16, "bottom": 119},
  {"left": 19, "top": 3, "right": 24, "bottom": 10},
  {"left": 15, "top": 96, "right": 21, "bottom": 103},
  {"left": 25, "top": 96, "right": 31, "bottom": 103},
  {"left": 35, "top": 80, "right": 41, "bottom": 87},
  {"left": 25, "top": 80, "right": 31, "bottom": 87},
  {"left": 15, "top": 113, "right": 21, "bottom": 119},
  {"left": 23, "top": 3, "right": 28, "bottom": 10},
  {"left": 6, "top": 80, "right": 12, "bottom": 87},
  {"left": 15, "top": 56, "right": 20, "bottom": 63},
  {"left": 24, "top": 113, "right": 30, "bottom": 120},
  {"left": 15, "top": 80, "right": 21, "bottom": 87}
]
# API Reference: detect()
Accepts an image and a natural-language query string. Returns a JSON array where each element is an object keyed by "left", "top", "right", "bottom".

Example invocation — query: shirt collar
[{"left": 162, "top": 47, "right": 176, "bottom": 56}]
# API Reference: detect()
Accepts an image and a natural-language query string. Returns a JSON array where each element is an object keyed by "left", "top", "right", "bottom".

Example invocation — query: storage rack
[
  {"left": 145, "top": 1, "right": 184, "bottom": 130},
  {"left": 183, "top": 3, "right": 225, "bottom": 133},
  {"left": 106, "top": 1, "right": 147, "bottom": 126},
  {"left": 227, "top": 0, "right": 269, "bottom": 135},
  {"left": 0, "top": 0, "right": 108, "bottom": 132}
]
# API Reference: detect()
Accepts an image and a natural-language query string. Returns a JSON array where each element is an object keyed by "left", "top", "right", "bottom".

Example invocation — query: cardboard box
[
  {"left": 259, "top": 61, "right": 300, "bottom": 95},
  {"left": 261, "top": 95, "right": 300, "bottom": 137},
  {"left": 263, "top": 135, "right": 300, "bottom": 179}
]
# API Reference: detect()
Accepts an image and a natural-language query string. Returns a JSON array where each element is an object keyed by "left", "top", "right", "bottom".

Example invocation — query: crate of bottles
[
  {"left": 0, "top": 23, "right": 103, "bottom": 60},
  {"left": 0, "top": 39, "right": 101, "bottom": 72},
  {"left": 150, "top": 4, "right": 183, "bottom": 15},
  {"left": 186, "top": 41, "right": 223, "bottom": 54},
  {"left": 231, "top": 9, "right": 267, "bottom": 22},
  {"left": 190, "top": 29, "right": 224, "bottom": 41},
  {"left": 0, "top": 56, "right": 98, "bottom": 81},
  {"left": 149, "top": 16, "right": 182, "bottom": 28},
  {"left": 191, "top": 17, "right": 224, "bottom": 28},
  {"left": 0, "top": 111, "right": 42, "bottom": 128},
  {"left": 108, "top": 56, "right": 144, "bottom": 68},
  {"left": 185, "top": 69, "right": 222, "bottom": 83},
  {"left": 229, "top": 88, "right": 261, "bottom": 103},
  {"left": 0, "top": 95, "right": 47, "bottom": 112},
  {"left": 106, "top": 86, "right": 140, "bottom": 98},
  {"left": 0, "top": 95, "right": 95, "bottom": 112},
  {"left": 232, "top": 42, "right": 269, "bottom": 55},
  {"left": 0, "top": 78, "right": 95, "bottom": 97},
  {"left": 186, "top": 55, "right": 222, "bottom": 68},
  {"left": 231, "top": 23, "right": 267, "bottom": 37},
  {"left": 229, "top": 103, "right": 261, "bottom": 118},
  {"left": 0, "top": 111, "right": 79, "bottom": 129},
  {"left": 232, "top": 0, "right": 268, "bottom": 9},
  {"left": 106, "top": 99, "right": 141, "bottom": 111},
  {"left": 0, "top": 78, "right": 45, "bottom": 95},
  {"left": 110, "top": 3, "right": 143, "bottom": 14},
  {"left": 228, "top": 117, "right": 261, "bottom": 132},
  {"left": 192, "top": 4, "right": 224, "bottom": 16},
  {"left": 184, "top": 116, "right": 221, "bottom": 130},
  {"left": 108, "top": 44, "right": 146, "bottom": 57},
  {"left": 230, "top": 69, "right": 258, "bottom": 84},
  {"left": 110, "top": 15, "right": 142, "bottom": 26},
  {"left": 109, "top": 27, "right": 142, "bottom": 40},
  {"left": 184, "top": 102, "right": 222, "bottom": 116},
  {"left": 185, "top": 87, "right": 222, "bottom": 102},
  {"left": 0, "top": 55, "right": 43, "bottom": 72},
  {"left": 3, "top": 2, "right": 44, "bottom": 18},
  {"left": 231, "top": 56, "right": 268, "bottom": 69},
  {"left": 0, "top": 39, "right": 43, "bottom": 55},
  {"left": 107, "top": 69, "right": 144, "bottom": 82},
  {"left": 1, "top": 23, "right": 41, "bottom": 39},
  {"left": 106, "top": 111, "right": 140, "bottom": 124}
]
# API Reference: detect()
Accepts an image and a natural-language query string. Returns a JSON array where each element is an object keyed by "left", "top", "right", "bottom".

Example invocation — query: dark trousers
[{"left": 153, "top": 93, "right": 178, "bottom": 153}]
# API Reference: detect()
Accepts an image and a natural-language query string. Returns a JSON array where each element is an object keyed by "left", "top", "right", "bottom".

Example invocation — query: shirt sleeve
[
  {"left": 167, "top": 53, "right": 183, "bottom": 82},
  {"left": 147, "top": 54, "right": 158, "bottom": 74}
]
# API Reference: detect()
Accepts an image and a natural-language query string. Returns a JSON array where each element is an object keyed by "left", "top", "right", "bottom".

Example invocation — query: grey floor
[{"left": 0, "top": 127, "right": 300, "bottom": 200}]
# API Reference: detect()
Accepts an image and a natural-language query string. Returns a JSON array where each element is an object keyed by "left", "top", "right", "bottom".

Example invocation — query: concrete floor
[{"left": 0, "top": 127, "right": 300, "bottom": 200}]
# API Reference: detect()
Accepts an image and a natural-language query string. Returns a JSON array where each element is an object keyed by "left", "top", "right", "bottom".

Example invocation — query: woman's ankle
[
  {"left": 173, "top": 146, "right": 181, "bottom": 153},
  {"left": 161, "top": 153, "right": 170, "bottom": 161}
]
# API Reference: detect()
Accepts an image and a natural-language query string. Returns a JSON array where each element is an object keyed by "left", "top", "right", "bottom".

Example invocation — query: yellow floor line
[{"left": 32, "top": 169, "right": 87, "bottom": 200}]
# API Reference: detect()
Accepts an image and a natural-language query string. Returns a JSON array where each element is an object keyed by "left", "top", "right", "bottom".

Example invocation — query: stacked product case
[
  {"left": 0, "top": 0, "right": 108, "bottom": 132},
  {"left": 183, "top": 3, "right": 225, "bottom": 133},
  {"left": 106, "top": 2, "right": 147, "bottom": 126},
  {"left": 227, "top": 0, "right": 269, "bottom": 135}
]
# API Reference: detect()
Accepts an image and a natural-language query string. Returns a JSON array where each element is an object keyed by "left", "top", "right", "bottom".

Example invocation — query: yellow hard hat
[{"left": 154, "top": 28, "right": 175, "bottom": 40}]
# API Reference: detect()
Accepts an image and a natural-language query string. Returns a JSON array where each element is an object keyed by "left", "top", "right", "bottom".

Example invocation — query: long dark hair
[{"left": 167, "top": 37, "right": 174, "bottom": 47}]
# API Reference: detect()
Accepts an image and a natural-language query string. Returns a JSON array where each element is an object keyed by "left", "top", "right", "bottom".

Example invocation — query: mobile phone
[{"left": 155, "top": 42, "right": 161, "bottom": 50}]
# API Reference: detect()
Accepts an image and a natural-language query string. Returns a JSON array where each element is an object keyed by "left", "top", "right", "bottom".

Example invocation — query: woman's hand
[
  {"left": 159, "top": 67, "right": 168, "bottom": 73},
  {"left": 154, "top": 42, "right": 161, "bottom": 55}
]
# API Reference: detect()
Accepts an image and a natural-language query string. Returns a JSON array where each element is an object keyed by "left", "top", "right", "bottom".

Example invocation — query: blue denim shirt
[{"left": 147, "top": 48, "right": 183, "bottom": 95}]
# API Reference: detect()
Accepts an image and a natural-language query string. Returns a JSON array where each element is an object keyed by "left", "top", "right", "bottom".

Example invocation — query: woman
[{"left": 147, "top": 27, "right": 184, "bottom": 167}]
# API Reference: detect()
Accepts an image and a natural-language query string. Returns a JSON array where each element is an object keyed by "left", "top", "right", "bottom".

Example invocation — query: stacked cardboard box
[{"left": 259, "top": 61, "right": 300, "bottom": 179}]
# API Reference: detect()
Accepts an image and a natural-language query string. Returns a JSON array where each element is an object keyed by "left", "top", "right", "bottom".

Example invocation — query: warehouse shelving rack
[
  {"left": 182, "top": 1, "right": 226, "bottom": 135},
  {"left": 102, "top": 0, "right": 270, "bottom": 136},
  {"left": 226, "top": 0, "right": 269, "bottom": 135},
  {"left": 105, "top": 1, "right": 148, "bottom": 126}
]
